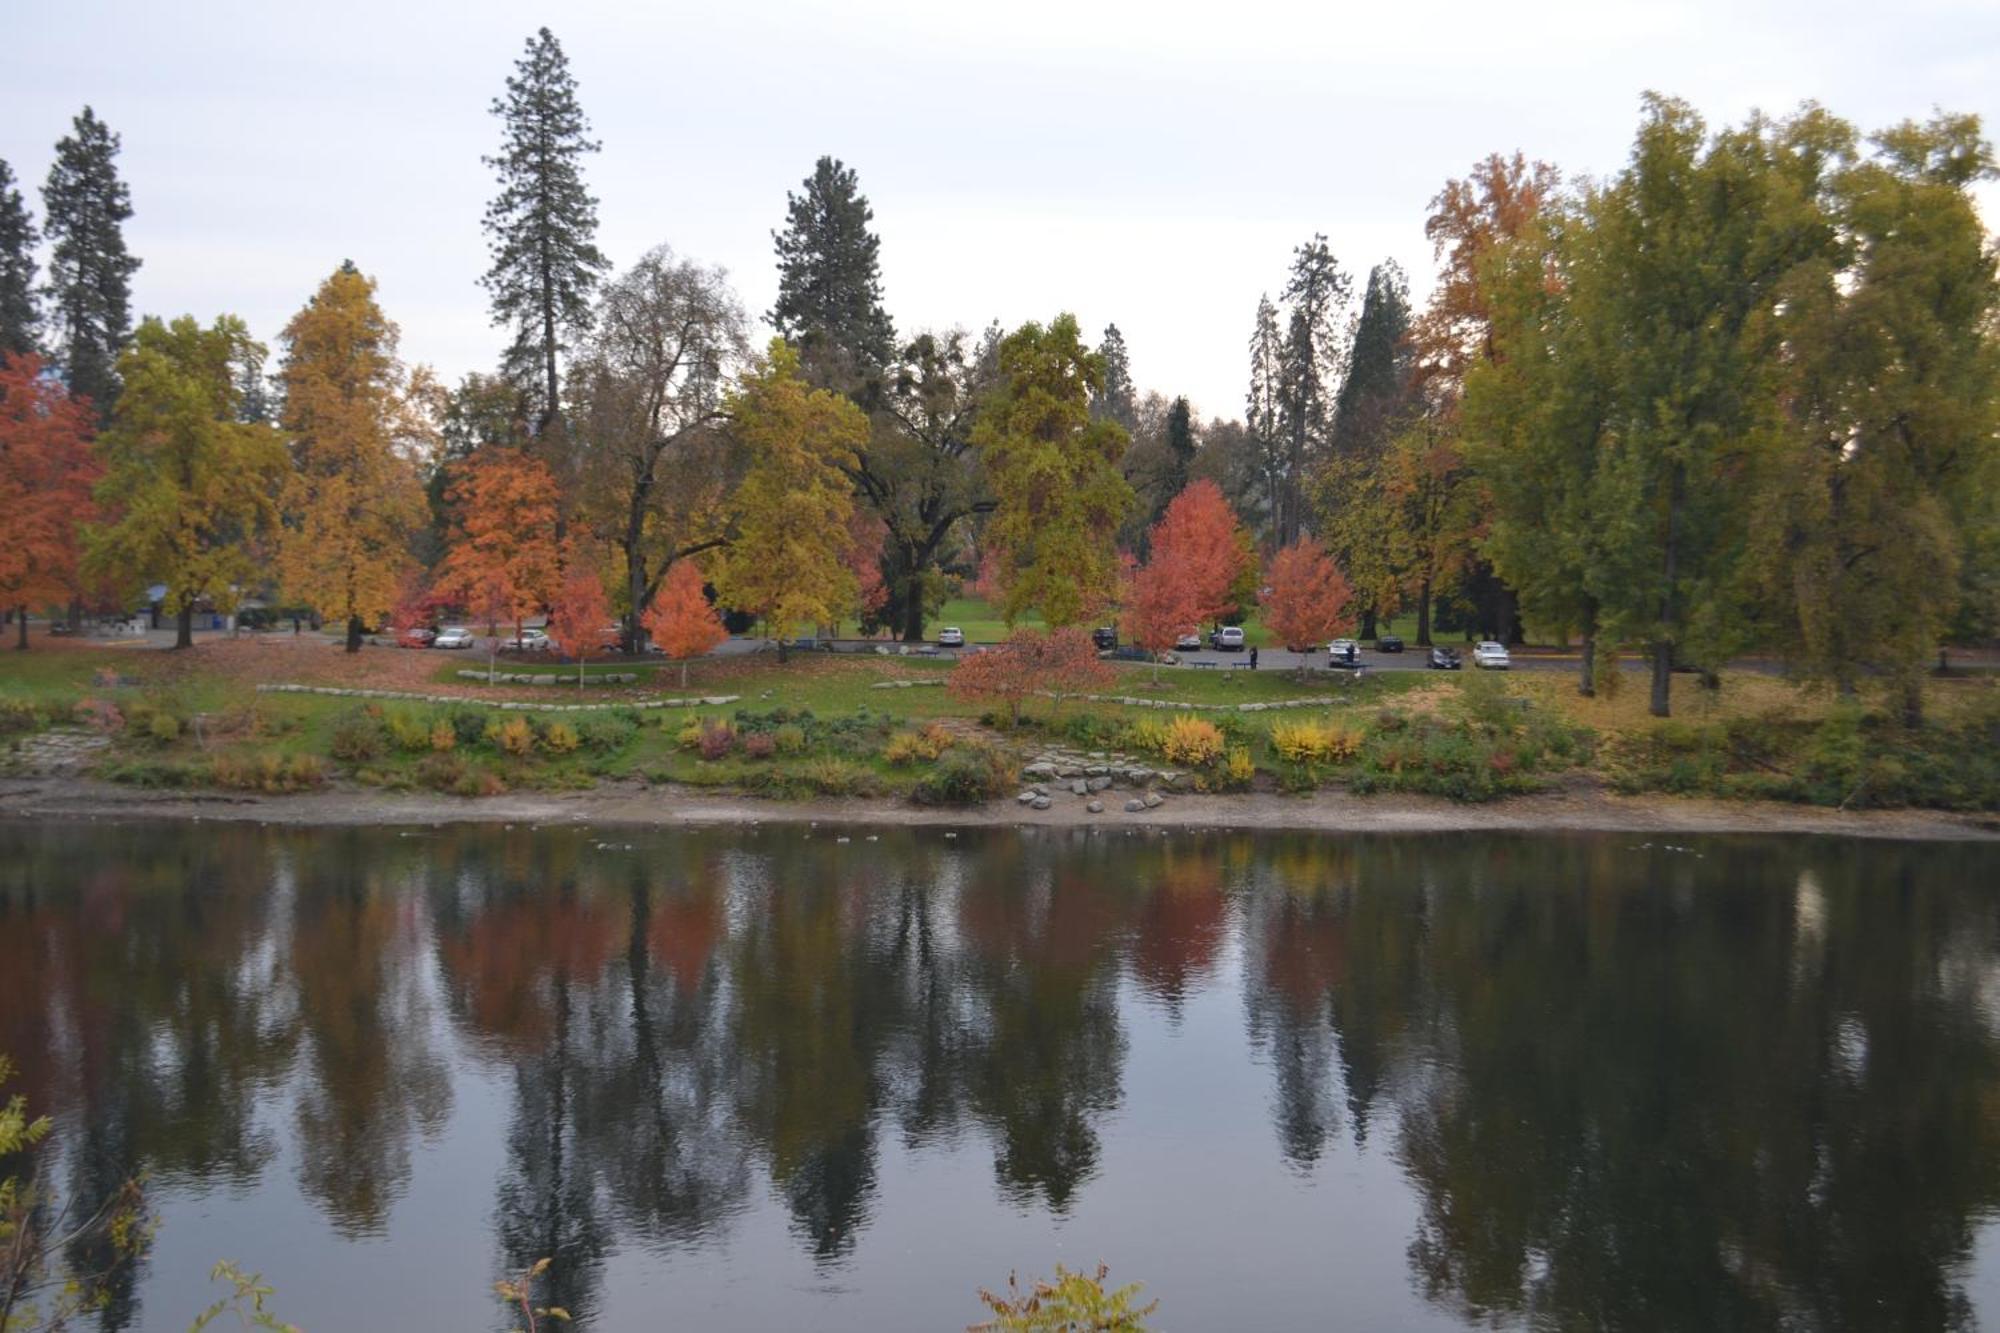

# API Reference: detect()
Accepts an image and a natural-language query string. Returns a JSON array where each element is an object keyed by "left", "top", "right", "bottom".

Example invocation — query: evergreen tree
[
  {"left": 482, "top": 27, "right": 608, "bottom": 432},
  {"left": 1091, "top": 323, "right": 1136, "bottom": 431},
  {"left": 1276, "top": 235, "right": 1350, "bottom": 542},
  {"left": 770, "top": 156, "right": 895, "bottom": 388},
  {"left": 0, "top": 159, "right": 38, "bottom": 359},
  {"left": 1246, "top": 294, "right": 1287, "bottom": 540},
  {"left": 1163, "top": 395, "right": 1196, "bottom": 498},
  {"left": 41, "top": 109, "right": 139, "bottom": 419},
  {"left": 1332, "top": 261, "right": 1414, "bottom": 457}
]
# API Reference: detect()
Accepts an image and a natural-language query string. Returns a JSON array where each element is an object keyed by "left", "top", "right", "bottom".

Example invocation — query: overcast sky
[{"left": 5, "top": 0, "right": 1997, "bottom": 420}]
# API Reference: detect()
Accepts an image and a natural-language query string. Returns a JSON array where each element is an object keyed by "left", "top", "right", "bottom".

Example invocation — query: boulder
[
  {"left": 1069, "top": 779, "right": 1088, "bottom": 795},
  {"left": 1031, "top": 795, "right": 1052, "bottom": 811},
  {"left": 1086, "top": 800, "right": 1104, "bottom": 814},
  {"left": 1124, "top": 798, "right": 1146, "bottom": 813},
  {"left": 1143, "top": 791, "right": 1164, "bottom": 809},
  {"left": 1086, "top": 776, "right": 1112, "bottom": 792}
]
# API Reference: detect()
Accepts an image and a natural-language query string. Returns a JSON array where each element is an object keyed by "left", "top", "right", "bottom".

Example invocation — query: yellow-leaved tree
[
  {"left": 711, "top": 339, "right": 868, "bottom": 657},
  {"left": 276, "top": 262, "right": 430, "bottom": 651}
]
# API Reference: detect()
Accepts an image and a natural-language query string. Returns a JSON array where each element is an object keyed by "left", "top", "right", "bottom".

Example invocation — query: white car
[
  {"left": 1328, "top": 638, "right": 1362, "bottom": 668},
  {"left": 432, "top": 627, "right": 475, "bottom": 650},
  {"left": 509, "top": 628, "right": 551, "bottom": 652},
  {"left": 1212, "top": 626, "right": 1246, "bottom": 651},
  {"left": 937, "top": 626, "right": 965, "bottom": 647},
  {"left": 1472, "top": 640, "right": 1511, "bottom": 670},
  {"left": 1175, "top": 630, "right": 1204, "bottom": 651}
]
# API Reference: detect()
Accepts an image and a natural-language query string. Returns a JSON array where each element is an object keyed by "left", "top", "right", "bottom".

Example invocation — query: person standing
[{"left": 1249, "top": 646, "right": 1259, "bottom": 670}]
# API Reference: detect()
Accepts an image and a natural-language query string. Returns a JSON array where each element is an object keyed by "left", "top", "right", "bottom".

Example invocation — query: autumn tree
[
  {"left": 1414, "top": 150, "right": 1560, "bottom": 393},
  {"left": 1146, "top": 479, "right": 1250, "bottom": 632},
  {"left": 769, "top": 156, "right": 895, "bottom": 388},
  {"left": 710, "top": 340, "right": 870, "bottom": 654},
  {"left": 1275, "top": 235, "right": 1352, "bottom": 543},
  {"left": 948, "top": 627, "right": 1112, "bottom": 726},
  {"left": 975, "top": 314, "right": 1135, "bottom": 628},
  {"left": 1377, "top": 417, "right": 1480, "bottom": 646},
  {"left": 844, "top": 508, "right": 890, "bottom": 634},
  {"left": 0, "top": 354, "right": 98, "bottom": 647},
  {"left": 41, "top": 108, "right": 139, "bottom": 421},
  {"left": 569, "top": 245, "right": 746, "bottom": 651},
  {"left": 1122, "top": 559, "right": 1199, "bottom": 681},
  {"left": 276, "top": 262, "right": 428, "bottom": 651},
  {"left": 1261, "top": 538, "right": 1356, "bottom": 656},
  {"left": 436, "top": 449, "right": 562, "bottom": 657},
  {"left": 0, "top": 160, "right": 37, "bottom": 358},
  {"left": 548, "top": 559, "right": 613, "bottom": 688},
  {"left": 483, "top": 27, "right": 607, "bottom": 430},
  {"left": 86, "top": 316, "right": 287, "bottom": 648},
  {"left": 641, "top": 557, "right": 726, "bottom": 687}
]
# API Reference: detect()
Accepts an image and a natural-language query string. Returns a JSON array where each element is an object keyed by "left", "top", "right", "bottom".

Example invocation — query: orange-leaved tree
[
  {"left": 1123, "top": 558, "right": 1200, "bottom": 683},
  {"left": 436, "top": 449, "right": 561, "bottom": 679},
  {"left": 949, "top": 626, "right": 1112, "bottom": 726},
  {"left": 1262, "top": 538, "right": 1356, "bottom": 663},
  {"left": 641, "top": 558, "right": 726, "bottom": 688},
  {"left": 1147, "top": 479, "right": 1249, "bottom": 633},
  {"left": 0, "top": 354, "right": 98, "bottom": 649},
  {"left": 275, "top": 262, "right": 428, "bottom": 652},
  {"left": 548, "top": 558, "right": 614, "bottom": 689}
]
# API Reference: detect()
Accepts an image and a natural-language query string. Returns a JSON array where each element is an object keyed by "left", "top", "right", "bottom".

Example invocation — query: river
[{"left": 3, "top": 822, "right": 1997, "bottom": 1330}]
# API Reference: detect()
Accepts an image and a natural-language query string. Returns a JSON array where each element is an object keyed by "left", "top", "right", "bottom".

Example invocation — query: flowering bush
[{"left": 1160, "top": 715, "right": 1225, "bottom": 767}]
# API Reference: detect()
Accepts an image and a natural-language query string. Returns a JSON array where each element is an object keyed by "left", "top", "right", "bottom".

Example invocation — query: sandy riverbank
[{"left": 1, "top": 775, "right": 1994, "bottom": 841}]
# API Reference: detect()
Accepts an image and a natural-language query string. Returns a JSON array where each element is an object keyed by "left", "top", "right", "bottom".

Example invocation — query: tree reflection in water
[{"left": 2, "top": 823, "right": 1998, "bottom": 1330}]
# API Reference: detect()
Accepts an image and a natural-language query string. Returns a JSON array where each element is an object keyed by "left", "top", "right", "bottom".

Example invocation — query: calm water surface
[{"left": 3, "top": 822, "right": 1999, "bottom": 1330}]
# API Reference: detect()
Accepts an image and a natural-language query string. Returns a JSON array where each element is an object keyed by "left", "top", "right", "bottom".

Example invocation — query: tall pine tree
[
  {"left": 1275, "top": 234, "right": 1350, "bottom": 542},
  {"left": 41, "top": 109, "right": 139, "bottom": 419},
  {"left": 1091, "top": 323, "right": 1137, "bottom": 431},
  {"left": 1163, "top": 395, "right": 1196, "bottom": 498},
  {"left": 1245, "top": 293, "right": 1285, "bottom": 539},
  {"left": 482, "top": 27, "right": 607, "bottom": 432},
  {"left": 770, "top": 156, "right": 895, "bottom": 388},
  {"left": 1332, "top": 261, "right": 1414, "bottom": 457},
  {"left": 0, "top": 159, "right": 38, "bottom": 359}
]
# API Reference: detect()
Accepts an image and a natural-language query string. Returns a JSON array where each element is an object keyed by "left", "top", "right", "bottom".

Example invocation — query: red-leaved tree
[
  {"left": 949, "top": 626, "right": 1113, "bottom": 726},
  {"left": 549, "top": 561, "right": 614, "bottom": 689},
  {"left": 1262, "top": 538, "right": 1356, "bottom": 663},
  {"left": 1147, "top": 479, "right": 1249, "bottom": 632},
  {"left": 1123, "top": 560, "right": 1200, "bottom": 683},
  {"left": 642, "top": 559, "right": 727, "bottom": 689},
  {"left": 436, "top": 450, "right": 562, "bottom": 675},
  {"left": 0, "top": 355, "right": 99, "bottom": 649},
  {"left": 845, "top": 509, "right": 889, "bottom": 635}
]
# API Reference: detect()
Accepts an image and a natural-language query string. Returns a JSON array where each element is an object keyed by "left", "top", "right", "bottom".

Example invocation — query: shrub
[
  {"left": 73, "top": 698, "right": 124, "bottom": 733},
  {"left": 1223, "top": 746, "right": 1256, "bottom": 788},
  {"left": 100, "top": 756, "right": 201, "bottom": 787},
  {"left": 415, "top": 752, "right": 469, "bottom": 791},
  {"left": 541, "top": 720, "right": 581, "bottom": 754},
  {"left": 1124, "top": 717, "right": 1170, "bottom": 755},
  {"left": 1161, "top": 715, "right": 1225, "bottom": 767},
  {"left": 576, "top": 713, "right": 639, "bottom": 753},
  {"left": 785, "top": 757, "right": 879, "bottom": 796},
  {"left": 146, "top": 711, "right": 182, "bottom": 744},
  {"left": 329, "top": 708, "right": 389, "bottom": 762},
  {"left": 485, "top": 716, "right": 536, "bottom": 757},
  {"left": 743, "top": 731, "right": 776, "bottom": 759},
  {"left": 210, "top": 751, "right": 328, "bottom": 793},
  {"left": 911, "top": 741, "right": 1011, "bottom": 806},
  {"left": 697, "top": 719, "right": 736, "bottom": 761},
  {"left": 386, "top": 709, "right": 434, "bottom": 753},
  {"left": 884, "top": 723, "right": 954, "bottom": 765},
  {"left": 0, "top": 698, "right": 44, "bottom": 735},
  {"left": 429, "top": 720, "right": 457, "bottom": 752},
  {"left": 674, "top": 715, "right": 706, "bottom": 748},
  {"left": 448, "top": 706, "right": 489, "bottom": 747},
  {"left": 1270, "top": 718, "right": 1362, "bottom": 764},
  {"left": 773, "top": 723, "right": 809, "bottom": 755}
]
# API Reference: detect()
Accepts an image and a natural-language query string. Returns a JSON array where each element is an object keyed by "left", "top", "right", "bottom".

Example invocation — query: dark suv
[
  {"left": 1091, "top": 626, "right": 1118, "bottom": 650},
  {"left": 1377, "top": 634, "right": 1405, "bottom": 653}
]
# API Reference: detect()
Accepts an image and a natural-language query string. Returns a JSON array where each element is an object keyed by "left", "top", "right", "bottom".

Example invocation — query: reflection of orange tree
[
  {"left": 289, "top": 859, "right": 452, "bottom": 1235},
  {"left": 435, "top": 891, "right": 620, "bottom": 1052},
  {"left": 1129, "top": 842, "right": 1228, "bottom": 1010}
]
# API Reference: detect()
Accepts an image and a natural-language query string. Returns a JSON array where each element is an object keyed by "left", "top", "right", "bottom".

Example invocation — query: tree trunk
[
  {"left": 1649, "top": 641, "right": 1673, "bottom": 718},
  {"left": 680, "top": 660, "right": 689, "bottom": 690},
  {"left": 345, "top": 615, "right": 364, "bottom": 654},
  {"left": 901, "top": 588, "right": 926, "bottom": 644},
  {"left": 14, "top": 606, "right": 26, "bottom": 651},
  {"left": 174, "top": 604, "right": 194, "bottom": 649},
  {"left": 1416, "top": 581, "right": 1433, "bottom": 647},
  {"left": 1360, "top": 607, "right": 1377, "bottom": 641},
  {"left": 1901, "top": 674, "right": 1924, "bottom": 729},
  {"left": 1579, "top": 633, "right": 1596, "bottom": 699}
]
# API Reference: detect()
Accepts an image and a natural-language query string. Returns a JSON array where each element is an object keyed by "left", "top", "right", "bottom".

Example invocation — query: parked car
[
  {"left": 1428, "top": 646, "right": 1462, "bottom": 670},
  {"left": 396, "top": 626, "right": 436, "bottom": 649},
  {"left": 1210, "top": 626, "right": 1246, "bottom": 651},
  {"left": 1328, "top": 639, "right": 1362, "bottom": 669},
  {"left": 508, "top": 628, "right": 551, "bottom": 652},
  {"left": 1472, "top": 640, "right": 1511, "bottom": 670},
  {"left": 1092, "top": 626, "right": 1119, "bottom": 650},
  {"left": 1175, "top": 630, "right": 1204, "bottom": 652},
  {"left": 1377, "top": 634, "right": 1405, "bottom": 653},
  {"left": 432, "top": 627, "right": 475, "bottom": 650},
  {"left": 1106, "top": 644, "right": 1152, "bottom": 663},
  {"left": 937, "top": 626, "right": 965, "bottom": 647}
]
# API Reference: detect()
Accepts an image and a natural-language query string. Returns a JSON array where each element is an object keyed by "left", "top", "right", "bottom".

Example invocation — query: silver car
[
  {"left": 432, "top": 627, "right": 476, "bottom": 650},
  {"left": 1472, "top": 640, "right": 1511, "bottom": 670}
]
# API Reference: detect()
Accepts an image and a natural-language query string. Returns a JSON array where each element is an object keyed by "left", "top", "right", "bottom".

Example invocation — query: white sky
[{"left": 5, "top": 0, "right": 1997, "bottom": 421}]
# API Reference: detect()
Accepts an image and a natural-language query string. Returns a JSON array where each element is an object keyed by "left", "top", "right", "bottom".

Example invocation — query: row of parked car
[{"left": 397, "top": 625, "right": 633, "bottom": 654}]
